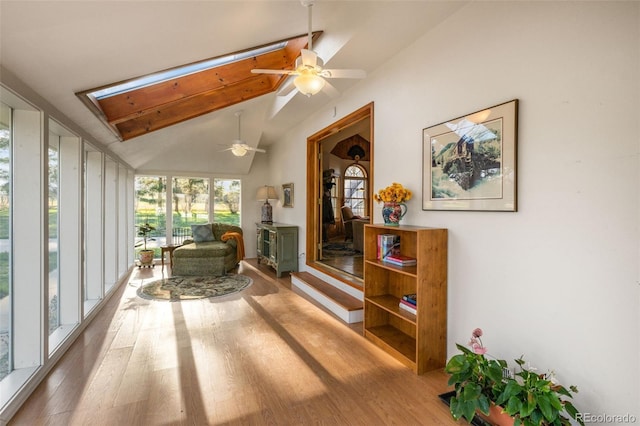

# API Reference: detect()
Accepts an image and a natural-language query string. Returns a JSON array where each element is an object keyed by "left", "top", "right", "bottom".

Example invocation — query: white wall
[{"left": 270, "top": 1, "right": 639, "bottom": 418}]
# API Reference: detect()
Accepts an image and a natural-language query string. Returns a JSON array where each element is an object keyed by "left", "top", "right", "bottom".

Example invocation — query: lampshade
[
  {"left": 256, "top": 185, "right": 279, "bottom": 201},
  {"left": 294, "top": 73, "right": 325, "bottom": 96}
]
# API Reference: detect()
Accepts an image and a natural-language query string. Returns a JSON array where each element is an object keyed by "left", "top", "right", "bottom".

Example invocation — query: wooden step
[{"left": 290, "top": 272, "right": 363, "bottom": 324}]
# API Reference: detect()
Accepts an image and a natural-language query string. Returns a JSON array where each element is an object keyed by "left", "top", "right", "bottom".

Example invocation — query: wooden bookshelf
[{"left": 363, "top": 224, "right": 448, "bottom": 374}]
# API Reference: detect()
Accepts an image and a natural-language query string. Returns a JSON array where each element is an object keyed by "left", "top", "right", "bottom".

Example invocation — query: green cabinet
[{"left": 256, "top": 223, "right": 298, "bottom": 277}]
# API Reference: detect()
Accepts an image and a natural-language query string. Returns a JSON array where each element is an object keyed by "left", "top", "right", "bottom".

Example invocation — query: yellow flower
[{"left": 374, "top": 182, "right": 412, "bottom": 203}]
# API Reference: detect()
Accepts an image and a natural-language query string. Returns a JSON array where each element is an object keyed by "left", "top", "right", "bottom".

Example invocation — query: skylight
[
  {"left": 76, "top": 32, "right": 316, "bottom": 141},
  {"left": 91, "top": 41, "right": 288, "bottom": 100}
]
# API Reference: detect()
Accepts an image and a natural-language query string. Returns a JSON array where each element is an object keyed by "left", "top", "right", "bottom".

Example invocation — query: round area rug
[{"left": 137, "top": 274, "right": 252, "bottom": 301}]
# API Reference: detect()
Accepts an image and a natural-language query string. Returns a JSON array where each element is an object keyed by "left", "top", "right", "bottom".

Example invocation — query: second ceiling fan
[
  {"left": 251, "top": 0, "right": 366, "bottom": 97},
  {"left": 220, "top": 111, "right": 266, "bottom": 157}
]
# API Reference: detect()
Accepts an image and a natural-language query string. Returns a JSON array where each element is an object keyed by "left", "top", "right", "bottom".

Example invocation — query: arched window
[{"left": 343, "top": 164, "right": 368, "bottom": 217}]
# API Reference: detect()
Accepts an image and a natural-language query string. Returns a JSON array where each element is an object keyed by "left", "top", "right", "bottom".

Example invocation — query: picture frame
[
  {"left": 422, "top": 99, "right": 518, "bottom": 212},
  {"left": 282, "top": 183, "right": 294, "bottom": 208}
]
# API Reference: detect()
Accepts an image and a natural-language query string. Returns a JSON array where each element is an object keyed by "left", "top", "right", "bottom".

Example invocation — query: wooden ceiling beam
[
  {"left": 116, "top": 75, "right": 277, "bottom": 140},
  {"left": 78, "top": 32, "right": 323, "bottom": 141},
  {"left": 98, "top": 34, "right": 317, "bottom": 125}
]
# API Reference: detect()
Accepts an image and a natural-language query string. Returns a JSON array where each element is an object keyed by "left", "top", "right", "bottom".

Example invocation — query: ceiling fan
[
  {"left": 251, "top": 0, "right": 366, "bottom": 97},
  {"left": 220, "top": 111, "right": 266, "bottom": 157}
]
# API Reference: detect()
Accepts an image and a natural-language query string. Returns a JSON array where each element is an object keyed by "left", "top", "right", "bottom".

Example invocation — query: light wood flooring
[
  {"left": 9, "top": 260, "right": 457, "bottom": 425},
  {"left": 317, "top": 255, "right": 363, "bottom": 280}
]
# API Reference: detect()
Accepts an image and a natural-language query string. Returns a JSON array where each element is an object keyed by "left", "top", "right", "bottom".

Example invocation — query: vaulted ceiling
[
  {"left": 77, "top": 32, "right": 320, "bottom": 141},
  {"left": 0, "top": 1, "right": 467, "bottom": 175}
]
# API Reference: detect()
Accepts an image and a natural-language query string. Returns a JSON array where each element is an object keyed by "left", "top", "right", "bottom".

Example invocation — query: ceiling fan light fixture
[
  {"left": 294, "top": 73, "right": 325, "bottom": 96},
  {"left": 231, "top": 144, "right": 248, "bottom": 157}
]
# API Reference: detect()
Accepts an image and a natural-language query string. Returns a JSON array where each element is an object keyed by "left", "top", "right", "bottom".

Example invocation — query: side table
[{"left": 161, "top": 245, "right": 178, "bottom": 268}]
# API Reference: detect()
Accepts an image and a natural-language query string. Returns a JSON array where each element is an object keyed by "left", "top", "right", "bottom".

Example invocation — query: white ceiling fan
[
  {"left": 251, "top": 0, "right": 366, "bottom": 97},
  {"left": 220, "top": 111, "right": 266, "bottom": 157}
]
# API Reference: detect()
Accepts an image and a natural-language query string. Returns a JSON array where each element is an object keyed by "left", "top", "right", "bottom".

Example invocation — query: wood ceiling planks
[{"left": 77, "top": 32, "right": 321, "bottom": 141}]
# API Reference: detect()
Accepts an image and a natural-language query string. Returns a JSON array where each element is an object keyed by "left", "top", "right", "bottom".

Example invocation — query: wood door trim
[{"left": 305, "top": 102, "right": 374, "bottom": 289}]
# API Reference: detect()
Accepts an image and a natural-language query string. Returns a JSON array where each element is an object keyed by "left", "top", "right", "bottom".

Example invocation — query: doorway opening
[{"left": 305, "top": 103, "right": 373, "bottom": 288}]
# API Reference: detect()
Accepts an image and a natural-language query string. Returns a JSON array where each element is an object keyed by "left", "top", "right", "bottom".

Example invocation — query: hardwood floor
[
  {"left": 9, "top": 260, "right": 457, "bottom": 425},
  {"left": 317, "top": 255, "right": 364, "bottom": 279}
]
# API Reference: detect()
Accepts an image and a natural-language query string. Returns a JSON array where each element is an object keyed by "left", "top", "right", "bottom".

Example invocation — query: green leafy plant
[
  {"left": 495, "top": 357, "right": 582, "bottom": 426},
  {"left": 445, "top": 328, "right": 583, "bottom": 426},
  {"left": 137, "top": 222, "right": 155, "bottom": 251},
  {"left": 445, "top": 328, "right": 507, "bottom": 423}
]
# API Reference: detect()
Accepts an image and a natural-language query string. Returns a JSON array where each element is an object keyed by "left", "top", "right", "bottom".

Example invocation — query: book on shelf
[
  {"left": 377, "top": 234, "right": 400, "bottom": 260},
  {"left": 402, "top": 293, "right": 417, "bottom": 305},
  {"left": 383, "top": 254, "right": 417, "bottom": 266},
  {"left": 399, "top": 299, "right": 417, "bottom": 315}
]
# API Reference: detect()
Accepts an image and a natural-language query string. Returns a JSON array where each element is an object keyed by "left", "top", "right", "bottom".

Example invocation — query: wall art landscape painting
[{"left": 422, "top": 99, "right": 518, "bottom": 211}]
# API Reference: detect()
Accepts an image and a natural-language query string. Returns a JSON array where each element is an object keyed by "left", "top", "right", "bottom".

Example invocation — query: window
[
  {"left": 89, "top": 42, "right": 287, "bottom": 100},
  {"left": 134, "top": 176, "right": 167, "bottom": 257},
  {"left": 135, "top": 176, "right": 240, "bottom": 250},
  {"left": 213, "top": 179, "right": 240, "bottom": 226},
  {"left": 49, "top": 120, "right": 81, "bottom": 353},
  {"left": 76, "top": 35, "right": 311, "bottom": 141},
  {"left": 84, "top": 146, "right": 103, "bottom": 312},
  {"left": 48, "top": 134, "right": 60, "bottom": 335},
  {"left": 343, "top": 164, "right": 368, "bottom": 217},
  {"left": 0, "top": 86, "right": 132, "bottom": 416},
  {"left": 0, "top": 102, "right": 11, "bottom": 381},
  {"left": 104, "top": 158, "right": 118, "bottom": 292},
  {"left": 172, "top": 177, "right": 209, "bottom": 245}
]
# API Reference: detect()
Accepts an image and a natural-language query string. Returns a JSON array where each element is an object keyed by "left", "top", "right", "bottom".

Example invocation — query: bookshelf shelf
[
  {"left": 367, "top": 295, "right": 417, "bottom": 324},
  {"left": 363, "top": 224, "right": 448, "bottom": 374},
  {"left": 364, "top": 259, "right": 418, "bottom": 277}
]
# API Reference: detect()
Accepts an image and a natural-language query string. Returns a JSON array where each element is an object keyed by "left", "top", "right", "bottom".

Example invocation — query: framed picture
[
  {"left": 422, "top": 99, "right": 518, "bottom": 212},
  {"left": 282, "top": 183, "right": 294, "bottom": 208}
]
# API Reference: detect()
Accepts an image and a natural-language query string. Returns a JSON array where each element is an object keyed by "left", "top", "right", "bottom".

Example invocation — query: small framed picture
[{"left": 282, "top": 183, "right": 294, "bottom": 208}]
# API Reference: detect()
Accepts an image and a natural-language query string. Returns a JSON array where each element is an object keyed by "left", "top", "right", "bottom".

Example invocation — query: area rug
[
  {"left": 322, "top": 242, "right": 360, "bottom": 258},
  {"left": 137, "top": 274, "right": 252, "bottom": 301}
]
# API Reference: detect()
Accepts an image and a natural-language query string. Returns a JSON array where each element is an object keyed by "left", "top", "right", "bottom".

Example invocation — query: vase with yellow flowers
[{"left": 373, "top": 182, "right": 412, "bottom": 226}]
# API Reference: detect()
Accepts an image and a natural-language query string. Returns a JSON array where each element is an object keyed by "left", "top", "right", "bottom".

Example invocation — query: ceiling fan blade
[
  {"left": 322, "top": 80, "right": 340, "bottom": 98},
  {"left": 251, "top": 69, "right": 296, "bottom": 75},
  {"left": 277, "top": 79, "right": 297, "bottom": 97},
  {"left": 300, "top": 49, "right": 317, "bottom": 67},
  {"left": 321, "top": 69, "right": 367, "bottom": 79}
]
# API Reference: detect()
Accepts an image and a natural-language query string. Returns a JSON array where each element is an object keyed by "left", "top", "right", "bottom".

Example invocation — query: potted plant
[
  {"left": 445, "top": 328, "right": 509, "bottom": 423},
  {"left": 445, "top": 328, "right": 583, "bottom": 426},
  {"left": 137, "top": 222, "right": 155, "bottom": 267},
  {"left": 495, "top": 357, "right": 582, "bottom": 426}
]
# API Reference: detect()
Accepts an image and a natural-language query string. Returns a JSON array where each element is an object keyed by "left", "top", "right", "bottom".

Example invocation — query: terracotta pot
[{"left": 477, "top": 403, "right": 514, "bottom": 426}]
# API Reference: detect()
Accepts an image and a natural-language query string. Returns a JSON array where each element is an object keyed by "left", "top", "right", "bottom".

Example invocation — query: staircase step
[{"left": 290, "top": 272, "right": 363, "bottom": 324}]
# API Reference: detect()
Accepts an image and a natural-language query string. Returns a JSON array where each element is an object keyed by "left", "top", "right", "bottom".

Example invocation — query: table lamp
[{"left": 257, "top": 185, "right": 279, "bottom": 223}]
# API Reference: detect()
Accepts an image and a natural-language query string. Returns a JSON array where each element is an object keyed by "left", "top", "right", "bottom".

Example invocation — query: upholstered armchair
[
  {"left": 172, "top": 223, "right": 244, "bottom": 276},
  {"left": 341, "top": 206, "right": 359, "bottom": 241}
]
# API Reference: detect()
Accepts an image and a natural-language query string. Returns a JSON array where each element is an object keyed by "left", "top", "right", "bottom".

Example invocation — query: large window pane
[
  {"left": 104, "top": 158, "right": 117, "bottom": 291},
  {"left": 135, "top": 176, "right": 166, "bottom": 258},
  {"left": 213, "top": 179, "right": 240, "bottom": 226},
  {"left": 172, "top": 177, "right": 209, "bottom": 224},
  {"left": 48, "top": 135, "right": 59, "bottom": 334},
  {"left": 84, "top": 147, "right": 103, "bottom": 310},
  {"left": 0, "top": 103, "right": 11, "bottom": 380}
]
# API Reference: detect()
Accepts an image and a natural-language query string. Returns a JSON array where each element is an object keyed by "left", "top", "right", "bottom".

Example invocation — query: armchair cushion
[{"left": 191, "top": 224, "right": 215, "bottom": 242}]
